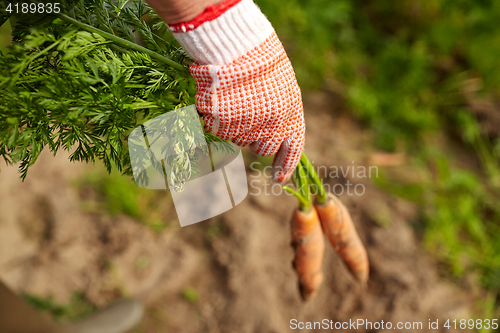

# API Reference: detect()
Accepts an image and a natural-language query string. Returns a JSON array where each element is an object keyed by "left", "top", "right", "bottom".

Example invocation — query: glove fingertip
[
  {"left": 271, "top": 135, "right": 304, "bottom": 183},
  {"left": 274, "top": 168, "right": 295, "bottom": 183}
]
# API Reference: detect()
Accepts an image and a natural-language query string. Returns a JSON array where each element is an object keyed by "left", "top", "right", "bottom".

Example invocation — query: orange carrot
[
  {"left": 290, "top": 207, "right": 325, "bottom": 301},
  {"left": 314, "top": 193, "right": 369, "bottom": 283},
  {"left": 284, "top": 160, "right": 325, "bottom": 301}
]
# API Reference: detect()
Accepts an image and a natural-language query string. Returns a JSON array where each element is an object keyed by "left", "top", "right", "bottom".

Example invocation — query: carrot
[
  {"left": 300, "top": 154, "right": 369, "bottom": 284},
  {"left": 290, "top": 207, "right": 325, "bottom": 301},
  {"left": 314, "top": 193, "right": 369, "bottom": 283},
  {"left": 284, "top": 160, "right": 325, "bottom": 301}
]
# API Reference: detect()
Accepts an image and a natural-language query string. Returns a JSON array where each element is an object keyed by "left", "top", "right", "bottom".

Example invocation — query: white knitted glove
[{"left": 169, "top": 0, "right": 305, "bottom": 183}]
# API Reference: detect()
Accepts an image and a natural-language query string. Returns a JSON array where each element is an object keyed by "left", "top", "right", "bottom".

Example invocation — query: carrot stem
[
  {"left": 283, "top": 186, "right": 308, "bottom": 208},
  {"left": 285, "top": 161, "right": 312, "bottom": 212},
  {"left": 301, "top": 154, "right": 328, "bottom": 204},
  {"left": 298, "top": 162, "right": 310, "bottom": 205},
  {"left": 283, "top": 153, "right": 327, "bottom": 210}
]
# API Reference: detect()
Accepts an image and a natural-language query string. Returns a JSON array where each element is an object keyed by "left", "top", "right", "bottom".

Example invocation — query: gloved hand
[{"left": 169, "top": 0, "right": 305, "bottom": 183}]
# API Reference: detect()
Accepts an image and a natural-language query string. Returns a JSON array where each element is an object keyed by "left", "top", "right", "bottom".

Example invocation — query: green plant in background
[
  {"left": 81, "top": 170, "right": 143, "bottom": 217},
  {"left": 421, "top": 144, "right": 500, "bottom": 295},
  {"left": 181, "top": 287, "right": 199, "bottom": 303},
  {"left": 23, "top": 292, "right": 95, "bottom": 322},
  {"left": 76, "top": 168, "right": 171, "bottom": 232}
]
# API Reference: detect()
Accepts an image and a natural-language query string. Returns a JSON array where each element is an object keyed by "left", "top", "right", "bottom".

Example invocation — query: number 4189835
[
  {"left": 6, "top": 2, "right": 60, "bottom": 14},
  {"left": 444, "top": 319, "right": 498, "bottom": 330}
]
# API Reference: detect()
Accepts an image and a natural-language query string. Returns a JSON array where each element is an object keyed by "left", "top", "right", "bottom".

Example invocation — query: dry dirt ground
[{"left": 0, "top": 92, "right": 474, "bottom": 332}]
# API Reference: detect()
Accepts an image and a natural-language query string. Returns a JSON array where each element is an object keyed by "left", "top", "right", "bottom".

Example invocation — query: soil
[{"left": 0, "top": 92, "right": 474, "bottom": 332}]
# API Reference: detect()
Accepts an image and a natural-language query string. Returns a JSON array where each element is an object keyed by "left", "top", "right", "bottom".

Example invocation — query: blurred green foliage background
[
  {"left": 255, "top": 0, "right": 500, "bottom": 308},
  {"left": 1, "top": 0, "right": 500, "bottom": 315}
]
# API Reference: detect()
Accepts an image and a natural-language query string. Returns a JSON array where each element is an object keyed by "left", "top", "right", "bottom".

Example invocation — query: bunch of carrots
[{"left": 284, "top": 154, "right": 369, "bottom": 301}]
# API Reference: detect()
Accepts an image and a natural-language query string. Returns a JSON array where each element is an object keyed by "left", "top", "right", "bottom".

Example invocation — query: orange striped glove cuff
[{"left": 168, "top": 0, "right": 275, "bottom": 66}]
